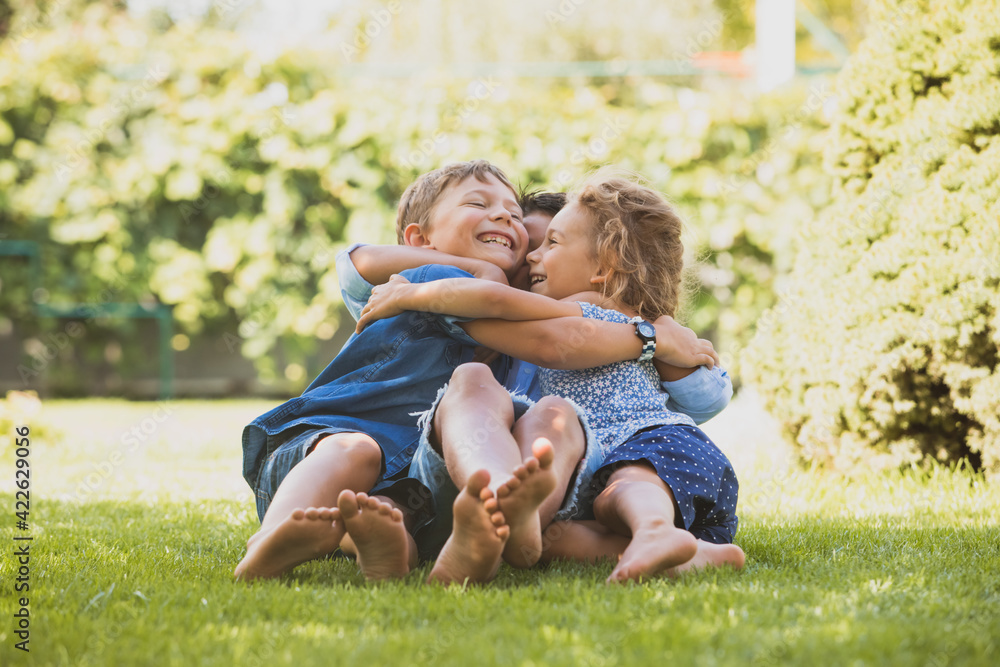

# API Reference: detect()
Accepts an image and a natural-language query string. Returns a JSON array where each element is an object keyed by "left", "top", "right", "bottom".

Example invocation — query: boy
[
  {"left": 235, "top": 160, "right": 718, "bottom": 582},
  {"left": 510, "top": 190, "right": 568, "bottom": 291}
]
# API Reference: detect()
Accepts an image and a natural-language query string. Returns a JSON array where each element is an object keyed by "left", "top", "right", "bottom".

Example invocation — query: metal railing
[{"left": 0, "top": 240, "right": 174, "bottom": 399}]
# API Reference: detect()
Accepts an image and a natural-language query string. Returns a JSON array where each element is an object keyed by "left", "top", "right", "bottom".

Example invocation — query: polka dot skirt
[{"left": 595, "top": 424, "right": 739, "bottom": 544}]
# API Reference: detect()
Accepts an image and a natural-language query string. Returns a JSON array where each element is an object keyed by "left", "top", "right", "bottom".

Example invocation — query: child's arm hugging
[
  {"left": 349, "top": 245, "right": 509, "bottom": 286},
  {"left": 355, "top": 275, "right": 581, "bottom": 333},
  {"left": 356, "top": 274, "right": 719, "bottom": 371}
]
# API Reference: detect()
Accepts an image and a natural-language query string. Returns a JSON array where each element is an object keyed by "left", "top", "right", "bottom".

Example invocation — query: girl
[{"left": 357, "top": 169, "right": 745, "bottom": 582}]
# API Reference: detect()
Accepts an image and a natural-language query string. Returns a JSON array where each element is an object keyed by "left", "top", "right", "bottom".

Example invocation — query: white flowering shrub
[{"left": 744, "top": 0, "right": 1000, "bottom": 474}]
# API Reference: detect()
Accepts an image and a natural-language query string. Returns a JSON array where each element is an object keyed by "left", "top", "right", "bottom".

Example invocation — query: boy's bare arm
[
  {"left": 349, "top": 245, "right": 508, "bottom": 286},
  {"left": 356, "top": 275, "right": 580, "bottom": 333},
  {"left": 653, "top": 358, "right": 698, "bottom": 381}
]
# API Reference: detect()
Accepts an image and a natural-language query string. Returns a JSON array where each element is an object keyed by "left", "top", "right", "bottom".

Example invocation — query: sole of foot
[
  {"left": 668, "top": 541, "right": 746, "bottom": 578},
  {"left": 428, "top": 469, "right": 510, "bottom": 585},
  {"left": 334, "top": 490, "right": 413, "bottom": 580},
  {"left": 234, "top": 507, "right": 344, "bottom": 581},
  {"left": 607, "top": 523, "right": 699, "bottom": 583},
  {"left": 496, "top": 439, "right": 557, "bottom": 569}
]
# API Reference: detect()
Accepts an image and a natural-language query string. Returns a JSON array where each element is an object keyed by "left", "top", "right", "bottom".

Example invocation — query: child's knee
[
  {"left": 312, "top": 433, "right": 382, "bottom": 473},
  {"left": 534, "top": 395, "right": 578, "bottom": 423},
  {"left": 448, "top": 362, "right": 503, "bottom": 395},
  {"left": 440, "top": 363, "right": 514, "bottom": 424},
  {"left": 533, "top": 397, "right": 585, "bottom": 448}
]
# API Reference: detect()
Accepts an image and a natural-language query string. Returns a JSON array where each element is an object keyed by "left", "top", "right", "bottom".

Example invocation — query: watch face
[{"left": 638, "top": 322, "right": 656, "bottom": 338}]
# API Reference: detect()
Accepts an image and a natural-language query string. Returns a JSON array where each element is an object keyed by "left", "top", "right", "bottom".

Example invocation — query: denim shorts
[
  {"left": 252, "top": 426, "right": 418, "bottom": 523},
  {"left": 407, "top": 385, "right": 604, "bottom": 561}
]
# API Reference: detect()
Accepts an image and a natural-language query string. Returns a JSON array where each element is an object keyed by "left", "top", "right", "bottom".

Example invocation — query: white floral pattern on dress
[{"left": 539, "top": 302, "right": 696, "bottom": 457}]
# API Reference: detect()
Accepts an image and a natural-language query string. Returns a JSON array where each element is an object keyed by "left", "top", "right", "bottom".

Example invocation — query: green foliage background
[
  {"left": 0, "top": 1, "right": 832, "bottom": 389},
  {"left": 744, "top": 0, "right": 1000, "bottom": 474}
]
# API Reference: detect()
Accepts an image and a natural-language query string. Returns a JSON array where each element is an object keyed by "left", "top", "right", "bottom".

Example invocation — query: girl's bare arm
[{"left": 356, "top": 275, "right": 581, "bottom": 332}]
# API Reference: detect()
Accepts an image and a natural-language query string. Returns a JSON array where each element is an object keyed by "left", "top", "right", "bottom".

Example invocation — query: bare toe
[
  {"left": 337, "top": 491, "right": 361, "bottom": 520},
  {"left": 341, "top": 494, "right": 414, "bottom": 580},
  {"left": 428, "top": 470, "right": 508, "bottom": 585}
]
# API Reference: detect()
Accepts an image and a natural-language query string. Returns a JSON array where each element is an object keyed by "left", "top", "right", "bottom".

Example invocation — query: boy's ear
[{"left": 403, "top": 223, "right": 433, "bottom": 248}]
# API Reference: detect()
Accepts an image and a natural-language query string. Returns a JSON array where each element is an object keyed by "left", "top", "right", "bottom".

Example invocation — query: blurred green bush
[
  {"left": 0, "top": 390, "right": 57, "bottom": 460},
  {"left": 0, "top": 3, "right": 831, "bottom": 391},
  {"left": 744, "top": 0, "right": 1000, "bottom": 474}
]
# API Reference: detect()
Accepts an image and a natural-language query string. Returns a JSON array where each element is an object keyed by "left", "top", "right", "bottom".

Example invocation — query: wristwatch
[{"left": 631, "top": 317, "right": 656, "bottom": 361}]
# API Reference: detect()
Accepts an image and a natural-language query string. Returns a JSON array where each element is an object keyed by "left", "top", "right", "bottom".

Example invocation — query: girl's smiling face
[{"left": 525, "top": 201, "right": 604, "bottom": 300}]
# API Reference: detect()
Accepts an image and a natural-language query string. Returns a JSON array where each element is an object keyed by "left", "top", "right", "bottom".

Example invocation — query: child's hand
[
  {"left": 356, "top": 275, "right": 413, "bottom": 333},
  {"left": 651, "top": 316, "right": 719, "bottom": 369},
  {"left": 470, "top": 261, "right": 509, "bottom": 285}
]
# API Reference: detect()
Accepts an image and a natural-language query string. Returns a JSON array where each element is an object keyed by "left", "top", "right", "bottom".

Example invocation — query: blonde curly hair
[{"left": 572, "top": 168, "right": 685, "bottom": 320}]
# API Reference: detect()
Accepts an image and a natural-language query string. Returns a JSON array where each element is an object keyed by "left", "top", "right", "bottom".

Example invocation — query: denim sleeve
[
  {"left": 335, "top": 243, "right": 375, "bottom": 322},
  {"left": 399, "top": 264, "right": 481, "bottom": 347},
  {"left": 661, "top": 365, "right": 733, "bottom": 424}
]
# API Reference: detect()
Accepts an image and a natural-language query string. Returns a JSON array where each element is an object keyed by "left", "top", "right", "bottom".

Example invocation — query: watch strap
[{"left": 630, "top": 316, "right": 656, "bottom": 362}]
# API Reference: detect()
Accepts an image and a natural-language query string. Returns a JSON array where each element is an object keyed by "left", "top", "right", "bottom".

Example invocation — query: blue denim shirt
[
  {"left": 242, "top": 264, "right": 517, "bottom": 490},
  {"left": 336, "top": 243, "right": 731, "bottom": 423}
]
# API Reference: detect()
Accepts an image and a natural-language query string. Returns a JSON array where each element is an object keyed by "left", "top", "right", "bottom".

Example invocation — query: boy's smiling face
[
  {"left": 526, "top": 201, "right": 603, "bottom": 300},
  {"left": 405, "top": 174, "right": 528, "bottom": 277}
]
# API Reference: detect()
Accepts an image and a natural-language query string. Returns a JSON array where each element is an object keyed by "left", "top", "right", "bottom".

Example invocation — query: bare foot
[
  {"left": 668, "top": 540, "right": 746, "bottom": 577},
  {"left": 495, "top": 438, "right": 557, "bottom": 568},
  {"left": 332, "top": 491, "right": 414, "bottom": 580},
  {"left": 234, "top": 507, "right": 344, "bottom": 581},
  {"left": 607, "top": 519, "right": 698, "bottom": 583},
  {"left": 428, "top": 470, "right": 510, "bottom": 585}
]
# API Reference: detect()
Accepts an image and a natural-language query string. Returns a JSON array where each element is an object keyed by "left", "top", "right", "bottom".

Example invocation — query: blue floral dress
[{"left": 539, "top": 302, "right": 739, "bottom": 544}]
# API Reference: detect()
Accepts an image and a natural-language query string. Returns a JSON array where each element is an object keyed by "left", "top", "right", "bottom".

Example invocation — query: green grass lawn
[{"left": 1, "top": 399, "right": 998, "bottom": 666}]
